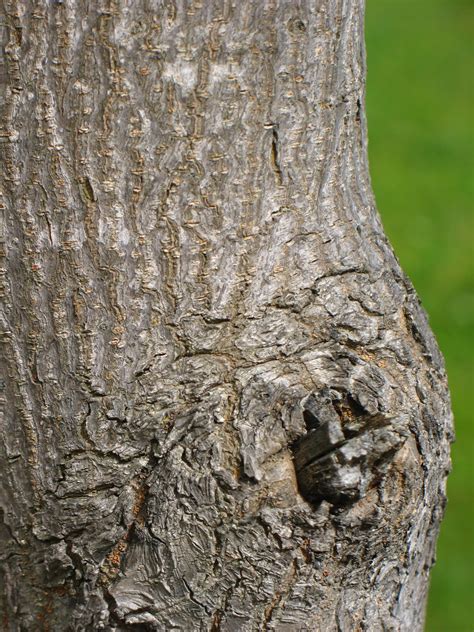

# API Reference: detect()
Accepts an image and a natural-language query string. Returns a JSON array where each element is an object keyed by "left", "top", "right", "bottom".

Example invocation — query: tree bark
[{"left": 0, "top": 1, "right": 453, "bottom": 630}]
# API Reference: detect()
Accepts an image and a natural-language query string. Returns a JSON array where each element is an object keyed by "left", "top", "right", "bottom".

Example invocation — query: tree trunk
[{"left": 0, "top": 1, "right": 452, "bottom": 630}]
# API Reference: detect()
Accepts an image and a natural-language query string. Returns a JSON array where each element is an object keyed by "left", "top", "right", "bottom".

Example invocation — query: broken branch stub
[{"left": 292, "top": 389, "right": 406, "bottom": 505}]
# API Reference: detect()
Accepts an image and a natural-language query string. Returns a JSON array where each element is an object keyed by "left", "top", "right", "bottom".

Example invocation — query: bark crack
[{"left": 270, "top": 126, "right": 284, "bottom": 186}]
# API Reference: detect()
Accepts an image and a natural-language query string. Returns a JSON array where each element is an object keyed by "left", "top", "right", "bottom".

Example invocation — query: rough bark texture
[{"left": 0, "top": 1, "right": 453, "bottom": 630}]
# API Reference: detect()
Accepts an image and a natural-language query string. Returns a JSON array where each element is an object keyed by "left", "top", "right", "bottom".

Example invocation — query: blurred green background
[{"left": 365, "top": 0, "right": 473, "bottom": 629}]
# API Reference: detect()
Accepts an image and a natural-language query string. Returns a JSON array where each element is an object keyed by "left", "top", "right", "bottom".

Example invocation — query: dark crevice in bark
[{"left": 270, "top": 125, "right": 284, "bottom": 186}]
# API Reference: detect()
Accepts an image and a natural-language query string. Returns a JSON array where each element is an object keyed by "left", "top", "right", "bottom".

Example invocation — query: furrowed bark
[{"left": 0, "top": 1, "right": 452, "bottom": 630}]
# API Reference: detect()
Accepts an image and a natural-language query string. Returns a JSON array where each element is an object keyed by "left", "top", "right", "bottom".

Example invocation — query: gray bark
[{"left": 0, "top": 1, "right": 453, "bottom": 631}]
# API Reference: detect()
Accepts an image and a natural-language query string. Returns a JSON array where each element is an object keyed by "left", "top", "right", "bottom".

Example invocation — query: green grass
[{"left": 365, "top": 1, "right": 474, "bottom": 629}]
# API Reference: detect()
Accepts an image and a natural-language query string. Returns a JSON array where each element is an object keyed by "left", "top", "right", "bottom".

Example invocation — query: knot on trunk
[{"left": 292, "top": 389, "right": 405, "bottom": 505}]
